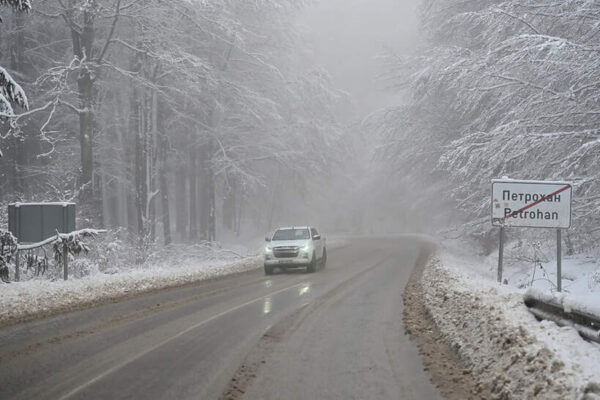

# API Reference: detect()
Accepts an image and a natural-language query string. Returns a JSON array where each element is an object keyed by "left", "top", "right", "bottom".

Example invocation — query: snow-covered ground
[
  {"left": 422, "top": 242, "right": 600, "bottom": 399},
  {"left": 0, "top": 237, "right": 349, "bottom": 326},
  {"left": 0, "top": 256, "right": 263, "bottom": 326}
]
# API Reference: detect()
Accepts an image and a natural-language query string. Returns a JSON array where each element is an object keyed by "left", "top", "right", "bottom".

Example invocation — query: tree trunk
[
  {"left": 7, "top": 13, "right": 25, "bottom": 197},
  {"left": 235, "top": 188, "right": 243, "bottom": 236},
  {"left": 68, "top": 2, "right": 101, "bottom": 224},
  {"left": 223, "top": 175, "right": 236, "bottom": 232},
  {"left": 130, "top": 50, "right": 148, "bottom": 256},
  {"left": 188, "top": 142, "right": 198, "bottom": 240},
  {"left": 207, "top": 141, "right": 216, "bottom": 242},
  {"left": 102, "top": 95, "right": 123, "bottom": 228},
  {"left": 125, "top": 100, "right": 137, "bottom": 236},
  {"left": 175, "top": 164, "right": 187, "bottom": 241},
  {"left": 149, "top": 90, "right": 158, "bottom": 242},
  {"left": 9, "top": 135, "right": 24, "bottom": 196},
  {"left": 9, "top": 12, "right": 24, "bottom": 72},
  {"left": 159, "top": 149, "right": 171, "bottom": 245},
  {"left": 199, "top": 144, "right": 210, "bottom": 240},
  {"left": 202, "top": 42, "right": 234, "bottom": 242},
  {"left": 134, "top": 95, "right": 147, "bottom": 250},
  {"left": 115, "top": 92, "right": 129, "bottom": 229},
  {"left": 157, "top": 97, "right": 171, "bottom": 245}
]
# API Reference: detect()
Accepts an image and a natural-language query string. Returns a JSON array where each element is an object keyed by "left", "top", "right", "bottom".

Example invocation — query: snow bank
[
  {"left": 525, "top": 288, "right": 600, "bottom": 322},
  {"left": 0, "top": 256, "right": 261, "bottom": 326},
  {"left": 0, "top": 237, "right": 349, "bottom": 326},
  {"left": 441, "top": 239, "right": 600, "bottom": 320},
  {"left": 421, "top": 253, "right": 600, "bottom": 399}
]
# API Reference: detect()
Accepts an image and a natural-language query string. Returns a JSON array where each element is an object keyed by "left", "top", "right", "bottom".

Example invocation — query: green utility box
[{"left": 8, "top": 202, "right": 76, "bottom": 243}]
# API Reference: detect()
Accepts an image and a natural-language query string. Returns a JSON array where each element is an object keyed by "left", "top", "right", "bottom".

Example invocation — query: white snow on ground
[
  {"left": 0, "top": 238, "right": 349, "bottom": 326},
  {"left": 423, "top": 243, "right": 600, "bottom": 399},
  {"left": 0, "top": 256, "right": 262, "bottom": 325}
]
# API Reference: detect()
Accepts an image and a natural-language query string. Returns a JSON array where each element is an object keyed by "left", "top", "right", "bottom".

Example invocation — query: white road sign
[{"left": 491, "top": 179, "right": 572, "bottom": 228}]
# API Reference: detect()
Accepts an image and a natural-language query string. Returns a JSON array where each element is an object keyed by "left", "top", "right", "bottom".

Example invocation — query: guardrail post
[
  {"left": 497, "top": 226, "right": 504, "bottom": 283},
  {"left": 15, "top": 250, "right": 20, "bottom": 282},
  {"left": 557, "top": 229, "right": 562, "bottom": 292},
  {"left": 63, "top": 241, "right": 68, "bottom": 281}
]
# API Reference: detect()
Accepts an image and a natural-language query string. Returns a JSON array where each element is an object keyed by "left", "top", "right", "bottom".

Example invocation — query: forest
[
  {"left": 2, "top": 0, "right": 600, "bottom": 280},
  {"left": 372, "top": 0, "right": 600, "bottom": 255},
  {"left": 0, "top": 0, "right": 348, "bottom": 266}
]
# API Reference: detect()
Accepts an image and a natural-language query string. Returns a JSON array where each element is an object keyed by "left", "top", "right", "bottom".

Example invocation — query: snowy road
[{"left": 0, "top": 238, "right": 438, "bottom": 400}]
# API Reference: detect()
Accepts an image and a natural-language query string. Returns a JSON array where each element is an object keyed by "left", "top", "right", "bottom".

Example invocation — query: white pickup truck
[{"left": 264, "top": 226, "right": 327, "bottom": 275}]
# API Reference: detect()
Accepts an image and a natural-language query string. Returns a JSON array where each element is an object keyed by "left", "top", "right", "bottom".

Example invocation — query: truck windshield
[{"left": 272, "top": 228, "right": 310, "bottom": 240}]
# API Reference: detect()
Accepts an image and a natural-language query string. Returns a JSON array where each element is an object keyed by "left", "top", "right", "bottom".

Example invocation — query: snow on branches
[
  {"left": 0, "top": 66, "right": 28, "bottom": 117},
  {"left": 0, "top": 0, "right": 30, "bottom": 16},
  {"left": 52, "top": 229, "right": 102, "bottom": 265},
  {"left": 0, "top": 0, "right": 30, "bottom": 116},
  {"left": 377, "top": 0, "right": 600, "bottom": 247},
  {"left": 0, "top": 230, "right": 18, "bottom": 282},
  {"left": 0, "top": 0, "right": 31, "bottom": 158}
]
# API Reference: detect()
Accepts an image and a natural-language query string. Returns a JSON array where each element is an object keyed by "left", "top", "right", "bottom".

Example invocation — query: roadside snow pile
[
  {"left": 441, "top": 238, "right": 600, "bottom": 327},
  {"left": 479, "top": 238, "right": 600, "bottom": 297},
  {"left": 525, "top": 287, "right": 600, "bottom": 322},
  {"left": 0, "top": 256, "right": 261, "bottom": 326},
  {"left": 422, "top": 254, "right": 600, "bottom": 399},
  {"left": 0, "top": 237, "right": 350, "bottom": 326}
]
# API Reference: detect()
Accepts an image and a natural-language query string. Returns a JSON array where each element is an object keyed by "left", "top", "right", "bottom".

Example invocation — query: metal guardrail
[{"left": 524, "top": 292, "right": 600, "bottom": 344}]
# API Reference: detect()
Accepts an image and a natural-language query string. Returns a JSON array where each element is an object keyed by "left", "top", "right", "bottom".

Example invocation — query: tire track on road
[{"left": 219, "top": 254, "right": 395, "bottom": 400}]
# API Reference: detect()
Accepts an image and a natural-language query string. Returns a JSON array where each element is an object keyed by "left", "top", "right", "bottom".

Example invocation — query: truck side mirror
[
  {"left": 265, "top": 237, "right": 271, "bottom": 242},
  {"left": 313, "top": 234, "right": 321, "bottom": 240}
]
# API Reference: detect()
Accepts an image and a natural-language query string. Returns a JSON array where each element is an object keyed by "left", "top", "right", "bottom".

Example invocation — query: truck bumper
[{"left": 264, "top": 258, "right": 310, "bottom": 267}]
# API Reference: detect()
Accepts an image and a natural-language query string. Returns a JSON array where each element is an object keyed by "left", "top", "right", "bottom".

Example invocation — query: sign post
[
  {"left": 491, "top": 179, "right": 572, "bottom": 291},
  {"left": 15, "top": 250, "right": 20, "bottom": 282},
  {"left": 497, "top": 226, "right": 504, "bottom": 283},
  {"left": 63, "top": 241, "right": 68, "bottom": 281},
  {"left": 557, "top": 229, "right": 562, "bottom": 292}
]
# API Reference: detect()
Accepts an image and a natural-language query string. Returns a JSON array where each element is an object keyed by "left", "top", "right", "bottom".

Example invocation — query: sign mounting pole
[
  {"left": 497, "top": 226, "right": 504, "bottom": 283},
  {"left": 557, "top": 229, "right": 562, "bottom": 292},
  {"left": 15, "top": 250, "right": 20, "bottom": 282}
]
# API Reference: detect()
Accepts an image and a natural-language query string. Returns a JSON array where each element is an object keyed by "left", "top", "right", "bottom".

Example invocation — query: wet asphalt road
[{"left": 0, "top": 237, "right": 440, "bottom": 400}]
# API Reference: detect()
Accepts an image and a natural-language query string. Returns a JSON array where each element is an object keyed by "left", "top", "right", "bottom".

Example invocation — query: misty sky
[{"left": 299, "top": 0, "right": 420, "bottom": 114}]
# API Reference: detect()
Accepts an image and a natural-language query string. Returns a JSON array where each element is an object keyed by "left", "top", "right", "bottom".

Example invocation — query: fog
[
  {"left": 290, "top": 0, "right": 429, "bottom": 236},
  {"left": 0, "top": 0, "right": 427, "bottom": 248},
  {"left": 3, "top": 0, "right": 596, "bottom": 261},
  {"left": 300, "top": 0, "right": 420, "bottom": 115}
]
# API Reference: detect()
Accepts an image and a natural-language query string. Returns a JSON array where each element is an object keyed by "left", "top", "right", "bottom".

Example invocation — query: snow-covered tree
[
  {"left": 0, "top": 0, "right": 30, "bottom": 157},
  {"left": 0, "top": 0, "right": 344, "bottom": 259},
  {"left": 376, "top": 0, "right": 600, "bottom": 250}
]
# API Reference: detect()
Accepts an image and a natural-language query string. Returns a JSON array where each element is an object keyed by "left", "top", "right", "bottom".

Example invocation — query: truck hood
[{"left": 269, "top": 239, "right": 311, "bottom": 248}]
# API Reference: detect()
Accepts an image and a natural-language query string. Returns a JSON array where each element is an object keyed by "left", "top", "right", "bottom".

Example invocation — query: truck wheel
[
  {"left": 321, "top": 248, "right": 327, "bottom": 268},
  {"left": 264, "top": 265, "right": 273, "bottom": 275},
  {"left": 307, "top": 253, "right": 317, "bottom": 273}
]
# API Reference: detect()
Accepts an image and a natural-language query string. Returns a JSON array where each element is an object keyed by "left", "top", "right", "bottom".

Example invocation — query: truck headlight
[
  {"left": 299, "top": 245, "right": 310, "bottom": 258},
  {"left": 265, "top": 246, "right": 273, "bottom": 259}
]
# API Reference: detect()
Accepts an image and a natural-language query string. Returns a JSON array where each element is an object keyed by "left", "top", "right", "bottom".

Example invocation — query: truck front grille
[{"left": 273, "top": 246, "right": 299, "bottom": 258}]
